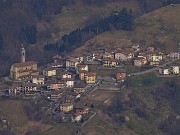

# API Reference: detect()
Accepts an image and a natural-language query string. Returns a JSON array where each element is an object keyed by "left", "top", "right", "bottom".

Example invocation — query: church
[{"left": 10, "top": 45, "right": 38, "bottom": 80}]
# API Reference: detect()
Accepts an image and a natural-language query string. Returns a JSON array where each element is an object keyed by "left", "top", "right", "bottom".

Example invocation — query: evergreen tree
[
  {"left": 22, "top": 25, "right": 37, "bottom": 44},
  {"left": 118, "top": 7, "right": 129, "bottom": 30}
]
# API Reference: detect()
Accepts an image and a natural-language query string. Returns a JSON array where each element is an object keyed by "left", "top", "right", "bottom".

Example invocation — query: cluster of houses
[
  {"left": 4, "top": 44, "right": 180, "bottom": 123},
  {"left": 8, "top": 44, "right": 180, "bottom": 94}
]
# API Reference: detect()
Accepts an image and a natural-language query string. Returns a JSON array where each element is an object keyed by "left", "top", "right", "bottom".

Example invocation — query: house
[
  {"left": 134, "top": 57, "right": 147, "bottom": 67},
  {"left": 10, "top": 61, "right": 38, "bottom": 80},
  {"left": 146, "top": 53, "right": 163, "bottom": 62},
  {"left": 114, "top": 49, "right": 134, "bottom": 61},
  {"left": 170, "top": 66, "right": 179, "bottom": 75},
  {"left": 53, "top": 55, "right": 65, "bottom": 66},
  {"left": 85, "top": 72, "right": 96, "bottom": 84},
  {"left": 71, "top": 113, "right": 82, "bottom": 123},
  {"left": 103, "top": 51, "right": 114, "bottom": 59},
  {"left": 61, "top": 71, "right": 72, "bottom": 79},
  {"left": 68, "top": 92, "right": 81, "bottom": 99},
  {"left": 116, "top": 72, "right": 126, "bottom": 82},
  {"left": 50, "top": 91, "right": 62, "bottom": 102},
  {"left": 74, "top": 108, "right": 89, "bottom": 115},
  {"left": 62, "top": 78, "right": 74, "bottom": 87},
  {"left": 102, "top": 58, "right": 118, "bottom": 67},
  {"left": 159, "top": 66, "right": 179, "bottom": 75},
  {"left": 60, "top": 103, "right": 73, "bottom": 112},
  {"left": 146, "top": 47, "right": 155, "bottom": 53},
  {"left": 8, "top": 84, "right": 21, "bottom": 95},
  {"left": 150, "top": 55, "right": 163, "bottom": 62},
  {"left": 159, "top": 67, "right": 170, "bottom": 75},
  {"left": 79, "top": 70, "right": 88, "bottom": 80},
  {"left": 47, "top": 81, "right": 67, "bottom": 90},
  {"left": 76, "top": 64, "right": 88, "bottom": 74},
  {"left": 168, "top": 52, "right": 180, "bottom": 59},
  {"left": 43, "top": 67, "right": 56, "bottom": 77},
  {"left": 63, "top": 95, "right": 75, "bottom": 103},
  {"left": 32, "top": 75, "right": 45, "bottom": 85},
  {"left": 48, "top": 63, "right": 64, "bottom": 68},
  {"left": 50, "top": 92, "right": 62, "bottom": 102},
  {"left": 74, "top": 82, "right": 86, "bottom": 93},
  {"left": 8, "top": 83, "right": 38, "bottom": 94},
  {"left": 150, "top": 61, "right": 160, "bottom": 67},
  {"left": 131, "top": 44, "right": 140, "bottom": 52},
  {"left": 66, "top": 57, "right": 83, "bottom": 69}
]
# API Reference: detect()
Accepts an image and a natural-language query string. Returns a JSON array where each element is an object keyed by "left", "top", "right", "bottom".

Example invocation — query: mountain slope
[{"left": 76, "top": 4, "right": 180, "bottom": 53}]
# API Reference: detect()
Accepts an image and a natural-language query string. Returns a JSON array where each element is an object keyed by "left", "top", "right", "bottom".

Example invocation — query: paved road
[{"left": 128, "top": 58, "right": 180, "bottom": 76}]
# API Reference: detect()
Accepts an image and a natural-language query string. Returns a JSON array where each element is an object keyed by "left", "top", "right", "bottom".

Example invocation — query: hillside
[
  {"left": 0, "top": 0, "right": 141, "bottom": 76},
  {"left": 0, "top": 0, "right": 179, "bottom": 76},
  {"left": 74, "top": 4, "right": 180, "bottom": 53}
]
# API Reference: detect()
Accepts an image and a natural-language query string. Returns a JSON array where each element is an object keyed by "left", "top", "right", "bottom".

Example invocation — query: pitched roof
[{"left": 12, "top": 61, "right": 37, "bottom": 67}]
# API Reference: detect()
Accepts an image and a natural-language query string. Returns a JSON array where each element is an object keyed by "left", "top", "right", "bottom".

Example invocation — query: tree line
[{"left": 44, "top": 7, "right": 134, "bottom": 53}]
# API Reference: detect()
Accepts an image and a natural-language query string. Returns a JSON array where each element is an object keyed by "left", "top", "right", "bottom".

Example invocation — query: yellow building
[
  {"left": 85, "top": 72, "right": 96, "bottom": 84},
  {"left": 102, "top": 58, "right": 118, "bottom": 67},
  {"left": 60, "top": 103, "right": 73, "bottom": 112},
  {"left": 43, "top": 67, "right": 56, "bottom": 77},
  {"left": 10, "top": 61, "right": 38, "bottom": 80}
]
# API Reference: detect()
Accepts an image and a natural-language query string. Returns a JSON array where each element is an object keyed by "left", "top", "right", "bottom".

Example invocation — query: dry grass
[
  {"left": 0, "top": 100, "right": 53, "bottom": 135},
  {"left": 90, "top": 90, "right": 115, "bottom": 103},
  {"left": 42, "top": 0, "right": 140, "bottom": 41},
  {"left": 0, "top": 100, "right": 28, "bottom": 127},
  {"left": 75, "top": 4, "right": 180, "bottom": 52},
  {"left": 82, "top": 113, "right": 138, "bottom": 135}
]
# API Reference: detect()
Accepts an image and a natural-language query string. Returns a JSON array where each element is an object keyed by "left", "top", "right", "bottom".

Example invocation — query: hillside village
[{"left": 0, "top": 42, "right": 179, "bottom": 128}]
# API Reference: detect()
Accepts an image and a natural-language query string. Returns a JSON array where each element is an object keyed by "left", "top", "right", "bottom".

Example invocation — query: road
[{"left": 128, "top": 58, "right": 180, "bottom": 76}]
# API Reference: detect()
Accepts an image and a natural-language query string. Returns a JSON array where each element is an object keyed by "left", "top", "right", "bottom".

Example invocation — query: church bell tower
[{"left": 21, "top": 44, "right": 25, "bottom": 63}]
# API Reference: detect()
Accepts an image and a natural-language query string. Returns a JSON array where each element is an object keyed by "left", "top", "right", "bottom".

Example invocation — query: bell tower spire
[{"left": 21, "top": 44, "right": 25, "bottom": 63}]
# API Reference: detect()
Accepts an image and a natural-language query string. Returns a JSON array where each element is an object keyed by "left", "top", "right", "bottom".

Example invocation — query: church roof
[{"left": 13, "top": 61, "right": 37, "bottom": 67}]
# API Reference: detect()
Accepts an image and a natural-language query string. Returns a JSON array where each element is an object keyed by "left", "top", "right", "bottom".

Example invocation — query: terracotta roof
[
  {"left": 13, "top": 61, "right": 37, "bottom": 67},
  {"left": 19, "top": 69, "right": 37, "bottom": 73},
  {"left": 102, "top": 58, "right": 118, "bottom": 62}
]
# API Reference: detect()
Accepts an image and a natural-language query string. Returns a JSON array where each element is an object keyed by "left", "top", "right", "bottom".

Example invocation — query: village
[{"left": 0, "top": 43, "right": 179, "bottom": 128}]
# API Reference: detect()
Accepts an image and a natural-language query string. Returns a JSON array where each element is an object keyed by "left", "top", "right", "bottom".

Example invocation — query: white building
[
  {"left": 159, "top": 66, "right": 179, "bottom": 75},
  {"left": 71, "top": 114, "right": 82, "bottom": 123},
  {"left": 32, "top": 75, "right": 45, "bottom": 85},
  {"left": 62, "top": 78, "right": 74, "bottom": 87},
  {"left": 171, "top": 66, "right": 179, "bottom": 75},
  {"left": 114, "top": 50, "right": 134, "bottom": 61},
  {"left": 43, "top": 68, "right": 56, "bottom": 76},
  {"left": 66, "top": 57, "right": 83, "bottom": 69},
  {"left": 62, "top": 71, "right": 72, "bottom": 79},
  {"left": 159, "top": 67, "right": 170, "bottom": 75}
]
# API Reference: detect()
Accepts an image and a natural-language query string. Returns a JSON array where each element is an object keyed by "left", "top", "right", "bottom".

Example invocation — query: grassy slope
[
  {"left": 75, "top": 4, "right": 180, "bottom": 52},
  {"left": 40, "top": 0, "right": 140, "bottom": 42},
  {"left": 0, "top": 100, "right": 52, "bottom": 135}
]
